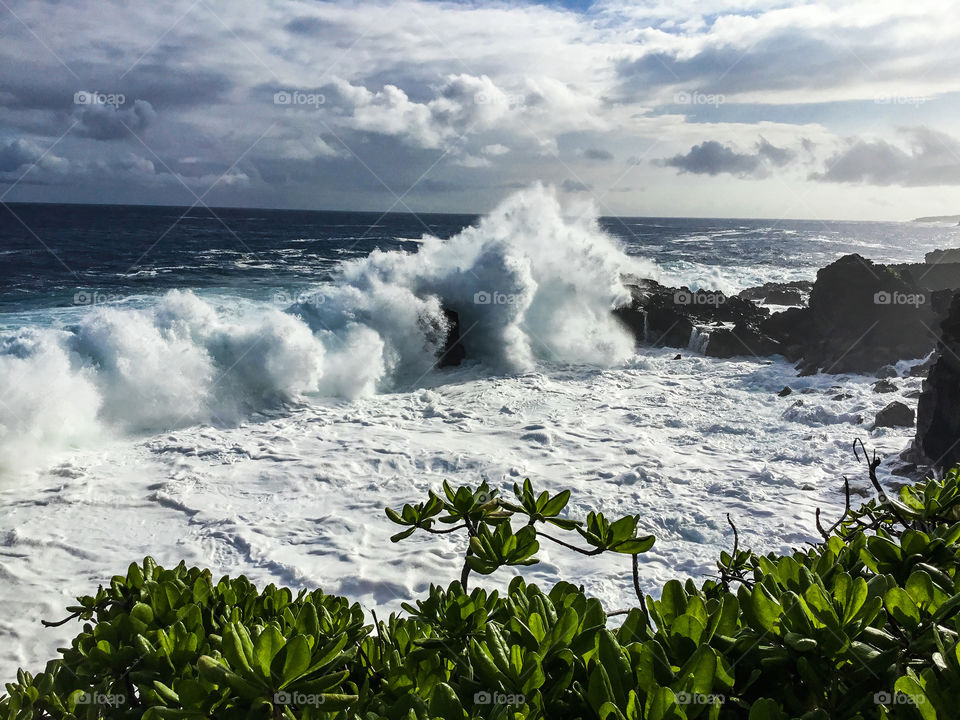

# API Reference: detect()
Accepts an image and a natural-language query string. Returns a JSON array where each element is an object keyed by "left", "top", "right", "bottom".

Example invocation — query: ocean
[{"left": 1, "top": 186, "right": 958, "bottom": 677}]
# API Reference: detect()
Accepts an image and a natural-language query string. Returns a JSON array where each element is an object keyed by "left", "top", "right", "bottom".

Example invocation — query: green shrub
[{"left": 4, "top": 462, "right": 960, "bottom": 719}]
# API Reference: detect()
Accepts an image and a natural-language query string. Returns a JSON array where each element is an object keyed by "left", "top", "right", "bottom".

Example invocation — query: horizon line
[{"left": 0, "top": 198, "right": 929, "bottom": 225}]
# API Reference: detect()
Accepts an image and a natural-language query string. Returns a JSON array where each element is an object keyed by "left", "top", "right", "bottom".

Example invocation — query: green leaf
[
  {"left": 750, "top": 584, "right": 781, "bottom": 633},
  {"left": 430, "top": 682, "right": 465, "bottom": 719},
  {"left": 884, "top": 587, "right": 921, "bottom": 630},
  {"left": 279, "top": 635, "right": 311, "bottom": 686},
  {"left": 893, "top": 675, "right": 935, "bottom": 720},
  {"left": 541, "top": 490, "right": 570, "bottom": 517},
  {"left": 612, "top": 535, "right": 656, "bottom": 554},
  {"left": 390, "top": 527, "right": 417, "bottom": 542},
  {"left": 253, "top": 626, "right": 286, "bottom": 680}
]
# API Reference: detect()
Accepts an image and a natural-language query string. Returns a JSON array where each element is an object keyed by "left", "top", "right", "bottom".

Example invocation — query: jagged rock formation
[{"left": 913, "top": 293, "right": 960, "bottom": 470}]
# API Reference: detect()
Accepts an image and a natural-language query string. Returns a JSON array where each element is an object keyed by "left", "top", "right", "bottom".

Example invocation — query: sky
[{"left": 1, "top": 0, "right": 960, "bottom": 220}]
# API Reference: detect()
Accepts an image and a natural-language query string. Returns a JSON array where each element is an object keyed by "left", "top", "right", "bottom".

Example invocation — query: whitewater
[{"left": 0, "top": 187, "right": 939, "bottom": 678}]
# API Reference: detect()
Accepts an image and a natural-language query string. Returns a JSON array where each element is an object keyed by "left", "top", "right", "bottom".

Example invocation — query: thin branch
[
  {"left": 538, "top": 531, "right": 603, "bottom": 556},
  {"left": 815, "top": 477, "right": 852, "bottom": 540},
  {"left": 423, "top": 524, "right": 467, "bottom": 535},
  {"left": 855, "top": 438, "right": 912, "bottom": 528},
  {"left": 41, "top": 611, "right": 82, "bottom": 628},
  {"left": 727, "top": 513, "right": 739, "bottom": 556}
]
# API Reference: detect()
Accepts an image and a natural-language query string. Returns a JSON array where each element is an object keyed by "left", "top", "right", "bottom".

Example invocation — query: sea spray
[
  {"left": 0, "top": 185, "right": 645, "bottom": 473},
  {"left": 324, "top": 184, "right": 640, "bottom": 372}
]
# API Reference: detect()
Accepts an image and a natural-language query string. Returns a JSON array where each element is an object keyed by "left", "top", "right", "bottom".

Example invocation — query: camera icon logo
[
  {"left": 273, "top": 691, "right": 292, "bottom": 705},
  {"left": 874, "top": 291, "right": 892, "bottom": 305},
  {"left": 74, "top": 91, "right": 91, "bottom": 105},
  {"left": 474, "top": 691, "right": 491, "bottom": 705},
  {"left": 274, "top": 91, "right": 292, "bottom": 105},
  {"left": 474, "top": 291, "right": 492, "bottom": 304},
  {"left": 673, "top": 290, "right": 692, "bottom": 305}
]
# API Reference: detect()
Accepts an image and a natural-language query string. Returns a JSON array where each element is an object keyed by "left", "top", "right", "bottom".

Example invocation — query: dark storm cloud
[
  {"left": 284, "top": 16, "right": 332, "bottom": 36},
  {"left": 74, "top": 99, "right": 156, "bottom": 141},
  {"left": 561, "top": 179, "right": 592, "bottom": 192},
  {"left": 660, "top": 138, "right": 795, "bottom": 178},
  {"left": 115, "top": 66, "right": 233, "bottom": 110},
  {"left": 583, "top": 147, "right": 613, "bottom": 161},
  {"left": 811, "top": 127, "right": 960, "bottom": 186},
  {"left": 0, "top": 138, "right": 42, "bottom": 172}
]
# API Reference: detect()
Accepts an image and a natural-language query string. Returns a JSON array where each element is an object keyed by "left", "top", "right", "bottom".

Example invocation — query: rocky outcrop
[
  {"left": 613, "top": 279, "right": 779, "bottom": 356},
  {"left": 613, "top": 254, "right": 959, "bottom": 370},
  {"left": 875, "top": 401, "right": 915, "bottom": 428},
  {"left": 760, "top": 254, "right": 942, "bottom": 374},
  {"left": 913, "top": 293, "right": 960, "bottom": 470},
  {"left": 737, "top": 281, "right": 812, "bottom": 306},
  {"left": 704, "top": 322, "right": 782, "bottom": 358},
  {"left": 889, "top": 262, "right": 960, "bottom": 293},
  {"left": 925, "top": 248, "right": 960, "bottom": 265}
]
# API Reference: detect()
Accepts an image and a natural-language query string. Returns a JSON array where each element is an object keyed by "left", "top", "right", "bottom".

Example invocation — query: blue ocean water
[{"left": 2, "top": 202, "right": 959, "bottom": 319}]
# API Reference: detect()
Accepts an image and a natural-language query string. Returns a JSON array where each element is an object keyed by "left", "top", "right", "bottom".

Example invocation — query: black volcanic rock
[
  {"left": 704, "top": 321, "right": 782, "bottom": 358},
  {"left": 436, "top": 307, "right": 466, "bottom": 367},
  {"left": 914, "top": 293, "right": 960, "bottom": 470},
  {"left": 875, "top": 401, "right": 914, "bottom": 428},
  {"left": 760, "top": 254, "right": 939, "bottom": 374},
  {"left": 925, "top": 248, "right": 960, "bottom": 265},
  {"left": 872, "top": 379, "right": 899, "bottom": 393},
  {"left": 614, "top": 279, "right": 773, "bottom": 354},
  {"left": 738, "top": 281, "right": 812, "bottom": 306}
]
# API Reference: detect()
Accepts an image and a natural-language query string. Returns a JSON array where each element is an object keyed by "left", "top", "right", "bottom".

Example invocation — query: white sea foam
[{"left": 0, "top": 348, "right": 922, "bottom": 679}]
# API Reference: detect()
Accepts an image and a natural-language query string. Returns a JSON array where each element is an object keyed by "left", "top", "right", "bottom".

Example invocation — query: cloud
[
  {"left": 73, "top": 99, "right": 157, "bottom": 141},
  {"left": 0, "top": 138, "right": 70, "bottom": 180},
  {"left": 660, "top": 137, "right": 795, "bottom": 178},
  {"left": 614, "top": 2, "right": 960, "bottom": 105},
  {"left": 321, "top": 74, "right": 515, "bottom": 151},
  {"left": 582, "top": 147, "right": 614, "bottom": 161},
  {"left": 561, "top": 178, "right": 592, "bottom": 192},
  {"left": 0, "top": 139, "right": 44, "bottom": 172},
  {"left": 811, "top": 127, "right": 960, "bottom": 186},
  {"left": 483, "top": 144, "right": 510, "bottom": 156},
  {"left": 0, "top": 0, "right": 959, "bottom": 216}
]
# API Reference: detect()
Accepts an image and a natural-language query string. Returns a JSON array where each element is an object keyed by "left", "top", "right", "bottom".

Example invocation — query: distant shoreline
[{"left": 913, "top": 214, "right": 960, "bottom": 223}]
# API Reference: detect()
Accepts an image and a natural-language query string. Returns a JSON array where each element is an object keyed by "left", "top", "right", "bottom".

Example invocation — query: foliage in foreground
[{"left": 3, "top": 457, "right": 960, "bottom": 719}]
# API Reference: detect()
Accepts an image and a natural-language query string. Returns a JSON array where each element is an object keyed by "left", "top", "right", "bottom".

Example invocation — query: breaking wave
[{"left": 0, "top": 185, "right": 649, "bottom": 472}]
